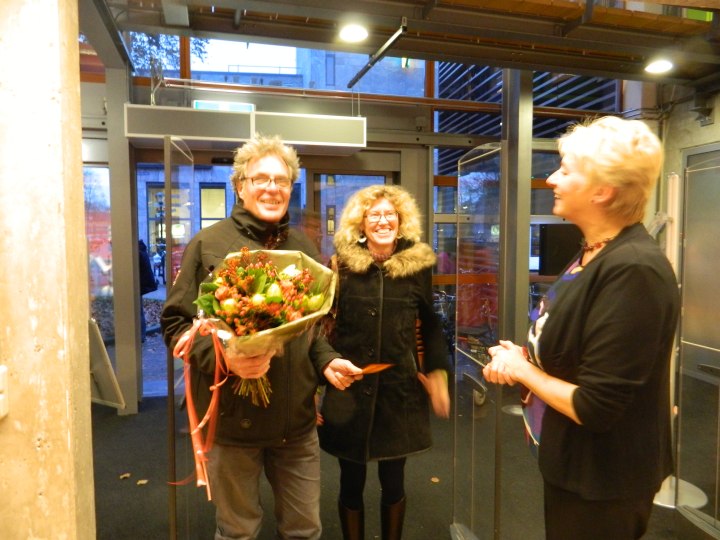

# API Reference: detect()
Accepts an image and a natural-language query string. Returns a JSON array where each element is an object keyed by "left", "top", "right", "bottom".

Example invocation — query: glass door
[
  {"left": 312, "top": 173, "right": 389, "bottom": 261},
  {"left": 675, "top": 146, "right": 720, "bottom": 535}
]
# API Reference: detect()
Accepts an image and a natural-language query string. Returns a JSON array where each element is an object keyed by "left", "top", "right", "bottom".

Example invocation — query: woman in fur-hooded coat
[{"left": 318, "top": 184, "right": 450, "bottom": 539}]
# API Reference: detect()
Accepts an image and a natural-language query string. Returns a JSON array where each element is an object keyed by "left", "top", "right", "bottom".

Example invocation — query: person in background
[
  {"left": 152, "top": 247, "right": 165, "bottom": 284},
  {"left": 482, "top": 116, "right": 680, "bottom": 540},
  {"left": 138, "top": 239, "right": 157, "bottom": 343},
  {"left": 161, "top": 135, "right": 356, "bottom": 540},
  {"left": 318, "top": 184, "right": 451, "bottom": 540}
]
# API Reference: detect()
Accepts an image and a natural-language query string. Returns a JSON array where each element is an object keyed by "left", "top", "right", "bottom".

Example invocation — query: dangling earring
[{"left": 358, "top": 232, "right": 367, "bottom": 244}]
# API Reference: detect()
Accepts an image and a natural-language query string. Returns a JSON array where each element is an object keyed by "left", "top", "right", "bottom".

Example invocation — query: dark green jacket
[{"left": 161, "top": 204, "right": 339, "bottom": 446}]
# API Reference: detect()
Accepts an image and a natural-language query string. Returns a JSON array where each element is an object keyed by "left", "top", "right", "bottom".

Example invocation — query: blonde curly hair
[
  {"left": 230, "top": 134, "right": 301, "bottom": 193},
  {"left": 334, "top": 185, "right": 423, "bottom": 249}
]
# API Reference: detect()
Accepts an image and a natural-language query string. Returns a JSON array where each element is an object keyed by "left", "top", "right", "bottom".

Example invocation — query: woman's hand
[
  {"left": 418, "top": 369, "right": 451, "bottom": 418},
  {"left": 224, "top": 349, "right": 275, "bottom": 379},
  {"left": 324, "top": 358, "right": 364, "bottom": 390},
  {"left": 483, "top": 339, "right": 527, "bottom": 386}
]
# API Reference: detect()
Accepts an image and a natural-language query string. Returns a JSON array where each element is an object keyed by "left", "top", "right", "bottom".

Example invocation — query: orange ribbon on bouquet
[{"left": 172, "top": 317, "right": 232, "bottom": 500}]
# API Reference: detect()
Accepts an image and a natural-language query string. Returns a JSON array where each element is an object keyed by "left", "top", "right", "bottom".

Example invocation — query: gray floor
[
  {"left": 94, "top": 347, "right": 684, "bottom": 538},
  {"left": 94, "top": 282, "right": 688, "bottom": 538}
]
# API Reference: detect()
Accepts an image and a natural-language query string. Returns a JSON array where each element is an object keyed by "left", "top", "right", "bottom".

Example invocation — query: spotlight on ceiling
[
  {"left": 645, "top": 58, "right": 673, "bottom": 75},
  {"left": 339, "top": 23, "right": 369, "bottom": 43}
]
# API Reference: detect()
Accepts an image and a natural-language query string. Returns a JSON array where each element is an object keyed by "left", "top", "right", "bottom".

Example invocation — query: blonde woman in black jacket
[
  {"left": 483, "top": 116, "right": 680, "bottom": 540},
  {"left": 318, "top": 185, "right": 450, "bottom": 540}
]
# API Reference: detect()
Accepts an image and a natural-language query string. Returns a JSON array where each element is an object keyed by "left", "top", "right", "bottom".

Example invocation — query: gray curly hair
[
  {"left": 334, "top": 184, "right": 423, "bottom": 248},
  {"left": 230, "top": 134, "right": 301, "bottom": 192}
]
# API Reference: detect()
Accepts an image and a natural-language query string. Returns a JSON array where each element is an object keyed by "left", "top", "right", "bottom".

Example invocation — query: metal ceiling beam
[
  {"left": 79, "top": 0, "right": 133, "bottom": 70},
  {"left": 103, "top": 0, "right": 720, "bottom": 86},
  {"left": 113, "top": 2, "right": 720, "bottom": 66},
  {"left": 422, "top": 0, "right": 439, "bottom": 20},
  {"left": 347, "top": 17, "right": 408, "bottom": 89},
  {"left": 562, "top": 0, "right": 595, "bottom": 36}
]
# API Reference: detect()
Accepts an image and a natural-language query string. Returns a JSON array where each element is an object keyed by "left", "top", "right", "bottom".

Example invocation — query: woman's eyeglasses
[
  {"left": 365, "top": 211, "right": 398, "bottom": 223},
  {"left": 246, "top": 176, "right": 292, "bottom": 188}
]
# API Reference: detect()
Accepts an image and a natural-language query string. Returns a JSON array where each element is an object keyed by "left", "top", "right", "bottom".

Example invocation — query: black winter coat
[
  {"left": 161, "top": 204, "right": 339, "bottom": 447},
  {"left": 318, "top": 239, "right": 450, "bottom": 463}
]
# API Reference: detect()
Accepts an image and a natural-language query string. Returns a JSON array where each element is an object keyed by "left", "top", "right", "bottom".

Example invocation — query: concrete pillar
[{"left": 0, "top": 0, "right": 95, "bottom": 538}]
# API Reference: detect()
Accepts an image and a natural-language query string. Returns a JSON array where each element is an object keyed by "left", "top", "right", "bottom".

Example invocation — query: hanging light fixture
[
  {"left": 645, "top": 58, "right": 673, "bottom": 74},
  {"left": 339, "top": 23, "right": 369, "bottom": 43}
]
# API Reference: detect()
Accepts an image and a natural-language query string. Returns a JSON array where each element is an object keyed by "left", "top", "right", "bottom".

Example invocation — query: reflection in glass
[
  {"left": 84, "top": 166, "right": 114, "bottom": 339},
  {"left": 312, "top": 174, "right": 386, "bottom": 261},
  {"left": 434, "top": 185, "right": 457, "bottom": 213},
  {"left": 126, "top": 32, "right": 186, "bottom": 77}
]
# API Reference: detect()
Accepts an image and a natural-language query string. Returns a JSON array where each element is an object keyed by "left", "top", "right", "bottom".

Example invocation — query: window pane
[
  {"left": 190, "top": 38, "right": 425, "bottom": 97},
  {"left": 126, "top": 32, "right": 180, "bottom": 77},
  {"left": 435, "top": 223, "right": 457, "bottom": 274},
  {"left": 435, "top": 62, "right": 619, "bottom": 139},
  {"left": 85, "top": 166, "right": 113, "bottom": 299},
  {"left": 85, "top": 166, "right": 114, "bottom": 340},
  {"left": 200, "top": 185, "right": 226, "bottom": 220},
  {"left": 434, "top": 185, "right": 457, "bottom": 214},
  {"left": 313, "top": 174, "right": 386, "bottom": 261}
]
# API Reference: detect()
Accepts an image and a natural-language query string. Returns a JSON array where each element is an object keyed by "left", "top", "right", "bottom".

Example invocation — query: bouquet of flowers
[{"left": 193, "top": 247, "right": 336, "bottom": 407}]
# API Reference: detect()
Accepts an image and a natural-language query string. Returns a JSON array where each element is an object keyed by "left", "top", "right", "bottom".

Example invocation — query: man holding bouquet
[{"left": 162, "top": 134, "right": 361, "bottom": 540}]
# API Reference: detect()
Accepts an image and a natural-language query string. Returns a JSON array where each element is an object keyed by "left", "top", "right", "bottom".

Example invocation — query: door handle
[{"left": 697, "top": 364, "right": 720, "bottom": 378}]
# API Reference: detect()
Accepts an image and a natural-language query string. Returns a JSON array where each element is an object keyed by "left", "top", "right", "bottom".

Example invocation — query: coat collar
[
  {"left": 336, "top": 238, "right": 436, "bottom": 278},
  {"left": 230, "top": 203, "right": 290, "bottom": 248}
]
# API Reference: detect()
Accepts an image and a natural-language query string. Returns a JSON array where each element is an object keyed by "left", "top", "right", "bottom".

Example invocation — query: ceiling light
[
  {"left": 339, "top": 23, "right": 368, "bottom": 43},
  {"left": 645, "top": 59, "right": 673, "bottom": 74}
]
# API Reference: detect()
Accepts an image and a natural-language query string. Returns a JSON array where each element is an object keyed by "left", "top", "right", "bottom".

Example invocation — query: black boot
[
  {"left": 338, "top": 499, "right": 364, "bottom": 540},
  {"left": 381, "top": 496, "right": 406, "bottom": 540}
]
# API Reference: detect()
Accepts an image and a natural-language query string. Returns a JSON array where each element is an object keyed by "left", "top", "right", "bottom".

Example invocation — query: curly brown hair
[{"left": 334, "top": 185, "right": 423, "bottom": 249}]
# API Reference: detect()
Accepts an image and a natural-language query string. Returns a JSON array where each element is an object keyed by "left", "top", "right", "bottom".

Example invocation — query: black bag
[{"left": 139, "top": 241, "right": 158, "bottom": 295}]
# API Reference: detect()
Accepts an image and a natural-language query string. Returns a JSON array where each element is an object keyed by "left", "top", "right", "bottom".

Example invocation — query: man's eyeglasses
[
  {"left": 365, "top": 211, "right": 398, "bottom": 223},
  {"left": 246, "top": 176, "right": 292, "bottom": 189}
]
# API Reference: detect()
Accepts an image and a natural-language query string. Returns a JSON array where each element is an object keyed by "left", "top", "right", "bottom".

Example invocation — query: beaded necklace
[{"left": 580, "top": 235, "right": 617, "bottom": 253}]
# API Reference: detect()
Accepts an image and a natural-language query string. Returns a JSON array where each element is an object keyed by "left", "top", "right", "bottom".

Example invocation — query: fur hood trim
[{"left": 337, "top": 240, "right": 436, "bottom": 278}]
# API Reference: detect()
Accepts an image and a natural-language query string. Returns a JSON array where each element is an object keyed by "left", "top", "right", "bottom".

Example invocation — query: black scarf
[{"left": 232, "top": 204, "right": 290, "bottom": 249}]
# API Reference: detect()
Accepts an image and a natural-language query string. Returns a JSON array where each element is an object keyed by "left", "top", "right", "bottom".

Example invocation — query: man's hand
[
  {"left": 224, "top": 349, "right": 275, "bottom": 379},
  {"left": 418, "top": 369, "right": 451, "bottom": 418},
  {"left": 323, "top": 358, "right": 364, "bottom": 390}
]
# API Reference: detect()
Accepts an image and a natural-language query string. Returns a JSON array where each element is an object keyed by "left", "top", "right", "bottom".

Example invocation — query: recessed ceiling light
[
  {"left": 339, "top": 23, "right": 369, "bottom": 43},
  {"left": 645, "top": 59, "right": 673, "bottom": 74}
]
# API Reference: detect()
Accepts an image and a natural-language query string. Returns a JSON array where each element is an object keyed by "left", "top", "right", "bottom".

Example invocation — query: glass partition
[
  {"left": 675, "top": 146, "right": 720, "bottom": 534},
  {"left": 451, "top": 142, "right": 558, "bottom": 539},
  {"left": 451, "top": 145, "right": 501, "bottom": 539},
  {"left": 85, "top": 166, "right": 113, "bottom": 330},
  {"left": 162, "top": 137, "right": 216, "bottom": 537}
]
